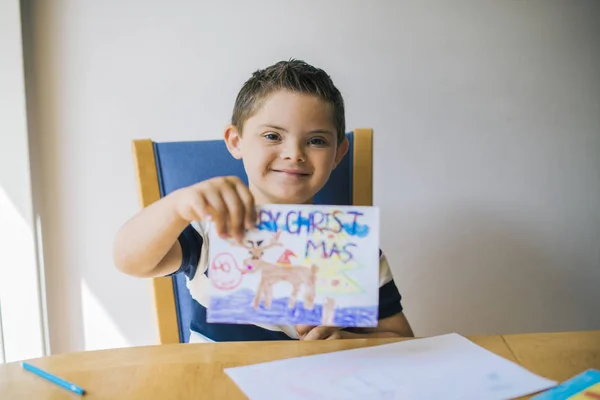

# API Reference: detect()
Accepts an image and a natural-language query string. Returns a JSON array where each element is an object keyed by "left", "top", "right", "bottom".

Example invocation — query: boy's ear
[
  {"left": 224, "top": 124, "right": 243, "bottom": 160},
  {"left": 333, "top": 137, "right": 349, "bottom": 168}
]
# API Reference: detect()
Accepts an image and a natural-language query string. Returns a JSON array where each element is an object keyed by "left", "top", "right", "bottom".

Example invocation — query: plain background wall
[
  {"left": 0, "top": 0, "right": 46, "bottom": 362},
  {"left": 20, "top": 0, "right": 599, "bottom": 354}
]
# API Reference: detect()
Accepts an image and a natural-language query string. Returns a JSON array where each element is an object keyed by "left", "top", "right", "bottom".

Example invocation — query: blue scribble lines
[
  {"left": 209, "top": 289, "right": 377, "bottom": 327},
  {"left": 342, "top": 222, "right": 369, "bottom": 237}
]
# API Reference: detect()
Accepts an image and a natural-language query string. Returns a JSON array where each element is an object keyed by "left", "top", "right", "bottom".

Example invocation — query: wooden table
[{"left": 1, "top": 331, "right": 598, "bottom": 399}]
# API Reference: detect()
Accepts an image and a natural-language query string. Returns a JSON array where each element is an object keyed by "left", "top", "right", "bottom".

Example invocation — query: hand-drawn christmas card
[{"left": 206, "top": 204, "right": 380, "bottom": 327}]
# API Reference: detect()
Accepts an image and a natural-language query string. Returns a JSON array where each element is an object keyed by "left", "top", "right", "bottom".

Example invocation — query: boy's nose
[{"left": 280, "top": 142, "right": 306, "bottom": 162}]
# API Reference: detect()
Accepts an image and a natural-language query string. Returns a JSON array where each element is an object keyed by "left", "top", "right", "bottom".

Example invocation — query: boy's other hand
[
  {"left": 295, "top": 325, "right": 342, "bottom": 340},
  {"left": 173, "top": 176, "right": 256, "bottom": 242}
]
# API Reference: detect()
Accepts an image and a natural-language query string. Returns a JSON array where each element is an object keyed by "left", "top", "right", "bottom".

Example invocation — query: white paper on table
[{"left": 225, "top": 333, "right": 557, "bottom": 400}]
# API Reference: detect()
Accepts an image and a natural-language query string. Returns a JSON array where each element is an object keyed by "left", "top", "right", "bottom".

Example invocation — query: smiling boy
[{"left": 113, "top": 59, "right": 414, "bottom": 342}]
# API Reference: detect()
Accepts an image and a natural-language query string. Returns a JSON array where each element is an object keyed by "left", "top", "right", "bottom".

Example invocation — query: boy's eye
[
  {"left": 263, "top": 132, "right": 281, "bottom": 141},
  {"left": 309, "top": 137, "right": 328, "bottom": 146}
]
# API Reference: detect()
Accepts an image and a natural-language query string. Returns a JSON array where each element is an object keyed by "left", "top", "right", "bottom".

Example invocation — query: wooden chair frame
[{"left": 132, "top": 128, "right": 374, "bottom": 344}]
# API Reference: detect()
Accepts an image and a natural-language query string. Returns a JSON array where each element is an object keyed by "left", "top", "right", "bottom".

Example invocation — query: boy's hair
[{"left": 232, "top": 59, "right": 346, "bottom": 145}]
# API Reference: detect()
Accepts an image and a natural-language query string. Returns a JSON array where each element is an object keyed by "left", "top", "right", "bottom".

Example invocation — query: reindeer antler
[
  {"left": 226, "top": 231, "right": 283, "bottom": 261},
  {"left": 264, "top": 230, "right": 283, "bottom": 249},
  {"left": 225, "top": 237, "right": 253, "bottom": 250}
]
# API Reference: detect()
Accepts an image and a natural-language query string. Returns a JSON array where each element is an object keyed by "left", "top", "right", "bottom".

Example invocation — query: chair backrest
[{"left": 132, "top": 128, "right": 373, "bottom": 344}]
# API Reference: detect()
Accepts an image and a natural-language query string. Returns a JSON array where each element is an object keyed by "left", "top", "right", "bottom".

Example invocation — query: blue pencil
[{"left": 21, "top": 362, "right": 85, "bottom": 395}]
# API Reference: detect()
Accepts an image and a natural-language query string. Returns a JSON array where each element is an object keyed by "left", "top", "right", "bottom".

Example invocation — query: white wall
[
  {"left": 21, "top": 0, "right": 600, "bottom": 354},
  {"left": 0, "top": 0, "right": 46, "bottom": 362}
]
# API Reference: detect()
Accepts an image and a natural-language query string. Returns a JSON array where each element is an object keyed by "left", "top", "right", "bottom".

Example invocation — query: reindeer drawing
[
  {"left": 233, "top": 231, "right": 283, "bottom": 260},
  {"left": 230, "top": 231, "right": 319, "bottom": 310}
]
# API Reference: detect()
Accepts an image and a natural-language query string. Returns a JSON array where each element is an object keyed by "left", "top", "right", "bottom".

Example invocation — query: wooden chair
[{"left": 132, "top": 129, "right": 374, "bottom": 344}]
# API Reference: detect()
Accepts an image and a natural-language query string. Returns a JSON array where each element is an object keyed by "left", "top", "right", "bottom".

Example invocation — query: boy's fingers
[
  {"left": 203, "top": 191, "right": 228, "bottom": 237},
  {"left": 302, "top": 327, "right": 323, "bottom": 341},
  {"left": 235, "top": 183, "right": 256, "bottom": 230},
  {"left": 303, "top": 326, "right": 335, "bottom": 341},
  {"left": 220, "top": 183, "right": 245, "bottom": 241},
  {"left": 189, "top": 192, "right": 209, "bottom": 221},
  {"left": 309, "top": 327, "right": 341, "bottom": 341},
  {"left": 294, "top": 325, "right": 314, "bottom": 337}
]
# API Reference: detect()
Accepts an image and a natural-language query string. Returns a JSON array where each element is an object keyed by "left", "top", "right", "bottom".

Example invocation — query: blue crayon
[{"left": 21, "top": 362, "right": 85, "bottom": 395}]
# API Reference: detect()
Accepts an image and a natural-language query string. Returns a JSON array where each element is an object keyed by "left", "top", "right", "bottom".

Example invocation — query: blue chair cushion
[{"left": 154, "top": 132, "right": 355, "bottom": 343}]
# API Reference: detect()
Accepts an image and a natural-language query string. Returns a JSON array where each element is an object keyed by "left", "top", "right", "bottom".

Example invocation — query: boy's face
[{"left": 225, "top": 90, "right": 348, "bottom": 204}]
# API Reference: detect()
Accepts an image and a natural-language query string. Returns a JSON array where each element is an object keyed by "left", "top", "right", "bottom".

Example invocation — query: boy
[{"left": 114, "top": 59, "right": 414, "bottom": 342}]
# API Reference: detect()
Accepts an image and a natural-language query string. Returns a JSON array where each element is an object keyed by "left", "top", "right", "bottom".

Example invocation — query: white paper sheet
[{"left": 225, "top": 333, "right": 556, "bottom": 400}]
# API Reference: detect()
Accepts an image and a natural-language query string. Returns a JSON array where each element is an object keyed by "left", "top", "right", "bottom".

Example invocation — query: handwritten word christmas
[{"left": 257, "top": 209, "right": 369, "bottom": 237}]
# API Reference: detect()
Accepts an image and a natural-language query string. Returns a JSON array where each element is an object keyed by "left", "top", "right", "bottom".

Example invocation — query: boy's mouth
[{"left": 272, "top": 169, "right": 311, "bottom": 177}]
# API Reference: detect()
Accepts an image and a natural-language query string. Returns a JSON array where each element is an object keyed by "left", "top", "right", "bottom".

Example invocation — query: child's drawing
[{"left": 206, "top": 204, "right": 380, "bottom": 327}]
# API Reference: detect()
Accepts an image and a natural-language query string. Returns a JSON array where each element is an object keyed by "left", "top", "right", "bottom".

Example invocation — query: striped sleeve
[{"left": 377, "top": 249, "right": 404, "bottom": 319}]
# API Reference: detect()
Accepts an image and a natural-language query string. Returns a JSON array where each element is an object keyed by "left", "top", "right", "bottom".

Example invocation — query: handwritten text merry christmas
[{"left": 257, "top": 209, "right": 370, "bottom": 263}]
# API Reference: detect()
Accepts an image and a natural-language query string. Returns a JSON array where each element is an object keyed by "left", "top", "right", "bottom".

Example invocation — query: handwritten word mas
[
  {"left": 305, "top": 240, "right": 356, "bottom": 263},
  {"left": 257, "top": 209, "right": 370, "bottom": 237}
]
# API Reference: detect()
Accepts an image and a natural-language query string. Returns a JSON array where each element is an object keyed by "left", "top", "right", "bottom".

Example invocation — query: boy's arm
[
  {"left": 113, "top": 190, "right": 189, "bottom": 278},
  {"left": 114, "top": 176, "right": 256, "bottom": 278}
]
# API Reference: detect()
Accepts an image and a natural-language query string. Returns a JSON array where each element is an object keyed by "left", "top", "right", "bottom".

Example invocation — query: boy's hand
[
  {"left": 295, "top": 325, "right": 343, "bottom": 340},
  {"left": 174, "top": 176, "right": 256, "bottom": 242}
]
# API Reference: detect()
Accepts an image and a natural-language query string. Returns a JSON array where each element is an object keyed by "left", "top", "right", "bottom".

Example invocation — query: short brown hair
[{"left": 231, "top": 59, "right": 346, "bottom": 145}]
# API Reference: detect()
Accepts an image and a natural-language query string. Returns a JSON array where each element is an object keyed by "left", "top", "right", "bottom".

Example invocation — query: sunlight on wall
[
  {"left": 81, "top": 279, "right": 130, "bottom": 351},
  {"left": 0, "top": 299, "right": 4, "bottom": 363},
  {"left": 0, "top": 187, "right": 44, "bottom": 362}
]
